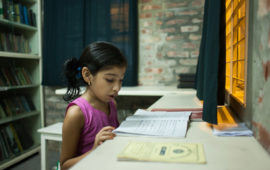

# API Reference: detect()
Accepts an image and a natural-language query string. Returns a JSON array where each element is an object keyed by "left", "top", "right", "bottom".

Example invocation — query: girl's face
[{"left": 89, "top": 66, "right": 126, "bottom": 103}]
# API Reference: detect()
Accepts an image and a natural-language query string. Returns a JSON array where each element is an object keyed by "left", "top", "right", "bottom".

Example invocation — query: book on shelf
[
  {"left": 0, "top": 100, "right": 8, "bottom": 117},
  {"left": 25, "top": 96, "right": 35, "bottom": 111},
  {"left": 12, "top": 122, "right": 33, "bottom": 150},
  {"left": 7, "top": 0, "right": 14, "bottom": 22},
  {"left": 13, "top": 3, "right": 20, "bottom": 23},
  {"left": 0, "top": 71, "right": 7, "bottom": 86},
  {"left": 0, "top": 32, "right": 7, "bottom": 51},
  {"left": 0, "top": 0, "right": 3, "bottom": 19},
  {"left": 13, "top": 96, "right": 25, "bottom": 114},
  {"left": 0, "top": 67, "right": 32, "bottom": 86},
  {"left": 0, "top": 141, "right": 3, "bottom": 161},
  {"left": 0, "top": 96, "right": 36, "bottom": 117},
  {"left": 21, "top": 67, "right": 32, "bottom": 84},
  {"left": 4, "top": 67, "right": 17, "bottom": 86},
  {"left": 1, "top": 0, "right": 8, "bottom": 20},
  {"left": 0, "top": 68, "right": 11, "bottom": 86},
  {"left": 0, "top": 124, "right": 25, "bottom": 160},
  {"left": 5, "top": 98, "right": 18, "bottom": 115},
  {"left": 22, "top": 5, "right": 28, "bottom": 25},
  {"left": 0, "top": 0, "right": 36, "bottom": 26},
  {"left": 0, "top": 132, "right": 9, "bottom": 159},
  {"left": 0, "top": 104, "right": 7, "bottom": 118},
  {"left": 1, "top": 99, "right": 12, "bottom": 116},
  {"left": 4, "top": 126, "right": 20, "bottom": 154},
  {"left": 0, "top": 31, "right": 31, "bottom": 53},
  {"left": 9, "top": 124, "right": 23, "bottom": 152},
  {"left": 0, "top": 128, "right": 13, "bottom": 157},
  {"left": 19, "top": 96, "right": 31, "bottom": 112}
]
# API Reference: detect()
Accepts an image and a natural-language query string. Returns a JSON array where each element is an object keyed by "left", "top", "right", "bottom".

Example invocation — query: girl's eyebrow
[
  {"left": 104, "top": 73, "right": 124, "bottom": 78},
  {"left": 104, "top": 73, "right": 118, "bottom": 76}
]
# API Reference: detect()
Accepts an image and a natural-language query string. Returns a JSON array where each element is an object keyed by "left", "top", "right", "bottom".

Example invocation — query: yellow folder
[{"left": 117, "top": 141, "right": 206, "bottom": 164}]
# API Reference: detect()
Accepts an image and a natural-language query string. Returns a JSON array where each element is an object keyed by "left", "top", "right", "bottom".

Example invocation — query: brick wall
[{"left": 138, "top": 0, "right": 205, "bottom": 86}]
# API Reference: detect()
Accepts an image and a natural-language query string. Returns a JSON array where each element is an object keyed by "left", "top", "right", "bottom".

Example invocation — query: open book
[{"left": 113, "top": 109, "right": 191, "bottom": 138}]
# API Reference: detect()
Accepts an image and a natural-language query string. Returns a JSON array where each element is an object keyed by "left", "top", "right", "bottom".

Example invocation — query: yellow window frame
[{"left": 225, "top": 0, "right": 247, "bottom": 105}]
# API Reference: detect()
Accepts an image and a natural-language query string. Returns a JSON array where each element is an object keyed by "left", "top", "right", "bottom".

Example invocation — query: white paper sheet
[
  {"left": 213, "top": 123, "right": 253, "bottom": 136},
  {"left": 113, "top": 109, "right": 191, "bottom": 138}
]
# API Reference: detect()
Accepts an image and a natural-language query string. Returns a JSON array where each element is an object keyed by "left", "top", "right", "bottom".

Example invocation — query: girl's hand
[{"left": 93, "top": 126, "right": 116, "bottom": 149}]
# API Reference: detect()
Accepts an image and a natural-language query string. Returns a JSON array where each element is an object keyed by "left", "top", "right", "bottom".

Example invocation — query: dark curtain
[
  {"left": 195, "top": 0, "right": 225, "bottom": 124},
  {"left": 42, "top": 0, "right": 138, "bottom": 86}
]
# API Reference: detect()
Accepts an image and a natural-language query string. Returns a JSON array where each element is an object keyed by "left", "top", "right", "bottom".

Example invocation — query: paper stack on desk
[
  {"left": 113, "top": 109, "right": 191, "bottom": 138},
  {"left": 213, "top": 123, "right": 253, "bottom": 136}
]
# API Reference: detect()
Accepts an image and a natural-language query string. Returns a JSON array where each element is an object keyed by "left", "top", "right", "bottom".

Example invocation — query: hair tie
[{"left": 76, "top": 67, "right": 82, "bottom": 79}]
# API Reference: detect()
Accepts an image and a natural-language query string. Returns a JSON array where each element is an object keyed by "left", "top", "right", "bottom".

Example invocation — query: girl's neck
[{"left": 81, "top": 88, "right": 110, "bottom": 115}]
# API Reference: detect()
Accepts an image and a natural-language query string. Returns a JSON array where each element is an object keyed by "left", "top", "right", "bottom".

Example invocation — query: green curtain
[
  {"left": 195, "top": 0, "right": 226, "bottom": 124},
  {"left": 42, "top": 0, "right": 138, "bottom": 86}
]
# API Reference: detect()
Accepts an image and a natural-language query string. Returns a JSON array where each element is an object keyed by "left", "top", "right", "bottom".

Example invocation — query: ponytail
[{"left": 63, "top": 58, "right": 83, "bottom": 102}]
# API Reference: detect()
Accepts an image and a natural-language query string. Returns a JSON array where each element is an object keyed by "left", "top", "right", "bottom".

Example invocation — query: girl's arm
[
  {"left": 60, "top": 105, "right": 116, "bottom": 170},
  {"left": 60, "top": 105, "right": 85, "bottom": 170}
]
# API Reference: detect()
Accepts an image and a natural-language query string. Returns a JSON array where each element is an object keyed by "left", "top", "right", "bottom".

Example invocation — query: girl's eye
[{"left": 106, "top": 79, "right": 114, "bottom": 83}]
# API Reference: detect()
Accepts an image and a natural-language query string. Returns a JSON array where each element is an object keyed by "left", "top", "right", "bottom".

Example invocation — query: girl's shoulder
[{"left": 65, "top": 105, "right": 85, "bottom": 127}]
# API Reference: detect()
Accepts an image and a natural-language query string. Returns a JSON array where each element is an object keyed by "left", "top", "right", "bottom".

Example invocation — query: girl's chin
[{"left": 108, "top": 96, "right": 115, "bottom": 101}]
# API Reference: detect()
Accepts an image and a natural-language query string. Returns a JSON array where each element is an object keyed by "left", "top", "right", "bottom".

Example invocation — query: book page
[{"left": 113, "top": 109, "right": 191, "bottom": 138}]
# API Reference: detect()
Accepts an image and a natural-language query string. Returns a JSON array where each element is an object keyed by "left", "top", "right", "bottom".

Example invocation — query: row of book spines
[
  {"left": 0, "top": 124, "right": 23, "bottom": 160},
  {"left": 0, "top": 0, "right": 37, "bottom": 27},
  {"left": 0, "top": 67, "right": 32, "bottom": 87},
  {"left": 0, "top": 96, "right": 35, "bottom": 118},
  {"left": 0, "top": 122, "right": 34, "bottom": 161},
  {"left": 0, "top": 32, "right": 31, "bottom": 53}
]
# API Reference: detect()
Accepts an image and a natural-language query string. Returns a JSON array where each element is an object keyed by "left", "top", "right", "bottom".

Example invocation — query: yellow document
[{"left": 117, "top": 141, "right": 206, "bottom": 164}]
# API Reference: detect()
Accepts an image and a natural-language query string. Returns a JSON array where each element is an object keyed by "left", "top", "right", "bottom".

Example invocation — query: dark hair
[{"left": 63, "top": 41, "right": 127, "bottom": 102}]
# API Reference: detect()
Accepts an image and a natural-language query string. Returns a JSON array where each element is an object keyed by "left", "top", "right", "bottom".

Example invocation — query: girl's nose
[{"left": 113, "top": 82, "right": 121, "bottom": 92}]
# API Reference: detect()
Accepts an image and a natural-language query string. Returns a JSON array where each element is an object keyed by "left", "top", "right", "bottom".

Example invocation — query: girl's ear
[{"left": 81, "top": 66, "right": 93, "bottom": 85}]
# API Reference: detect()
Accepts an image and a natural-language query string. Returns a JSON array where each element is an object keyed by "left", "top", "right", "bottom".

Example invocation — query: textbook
[
  {"left": 113, "top": 109, "right": 191, "bottom": 138},
  {"left": 117, "top": 141, "right": 206, "bottom": 164}
]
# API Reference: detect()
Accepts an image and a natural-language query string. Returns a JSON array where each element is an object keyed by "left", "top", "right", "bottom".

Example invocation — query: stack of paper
[
  {"left": 117, "top": 141, "right": 206, "bottom": 164},
  {"left": 213, "top": 123, "right": 253, "bottom": 136},
  {"left": 113, "top": 109, "right": 191, "bottom": 138}
]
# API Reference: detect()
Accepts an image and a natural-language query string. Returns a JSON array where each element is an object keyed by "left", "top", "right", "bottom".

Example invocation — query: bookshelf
[{"left": 0, "top": 0, "right": 43, "bottom": 169}]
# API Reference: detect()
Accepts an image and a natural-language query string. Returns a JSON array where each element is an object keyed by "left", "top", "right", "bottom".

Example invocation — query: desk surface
[
  {"left": 71, "top": 122, "right": 270, "bottom": 170},
  {"left": 38, "top": 122, "right": 62, "bottom": 135},
  {"left": 70, "top": 94, "right": 270, "bottom": 170},
  {"left": 55, "top": 86, "right": 194, "bottom": 96}
]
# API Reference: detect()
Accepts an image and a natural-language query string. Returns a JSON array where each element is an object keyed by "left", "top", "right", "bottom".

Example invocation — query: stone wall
[
  {"left": 247, "top": 0, "right": 270, "bottom": 154},
  {"left": 138, "top": 0, "right": 204, "bottom": 85}
]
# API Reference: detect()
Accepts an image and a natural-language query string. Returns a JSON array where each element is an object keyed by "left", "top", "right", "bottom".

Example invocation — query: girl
[{"left": 60, "top": 42, "right": 127, "bottom": 170}]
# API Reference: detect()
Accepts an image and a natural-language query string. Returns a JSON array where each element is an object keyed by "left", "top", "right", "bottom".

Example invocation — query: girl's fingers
[
  {"left": 100, "top": 131, "right": 116, "bottom": 137},
  {"left": 100, "top": 126, "right": 115, "bottom": 132}
]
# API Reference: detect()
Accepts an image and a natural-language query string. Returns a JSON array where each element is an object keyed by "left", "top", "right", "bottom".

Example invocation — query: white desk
[
  {"left": 38, "top": 86, "right": 190, "bottom": 170},
  {"left": 70, "top": 94, "right": 270, "bottom": 170},
  {"left": 55, "top": 85, "right": 192, "bottom": 96},
  {"left": 38, "top": 122, "right": 63, "bottom": 170}
]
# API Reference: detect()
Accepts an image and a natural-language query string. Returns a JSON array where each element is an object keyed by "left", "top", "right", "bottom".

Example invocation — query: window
[{"left": 225, "top": 0, "right": 247, "bottom": 105}]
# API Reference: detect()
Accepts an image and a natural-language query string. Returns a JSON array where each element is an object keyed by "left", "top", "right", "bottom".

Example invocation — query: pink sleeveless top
[{"left": 66, "top": 97, "right": 119, "bottom": 155}]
